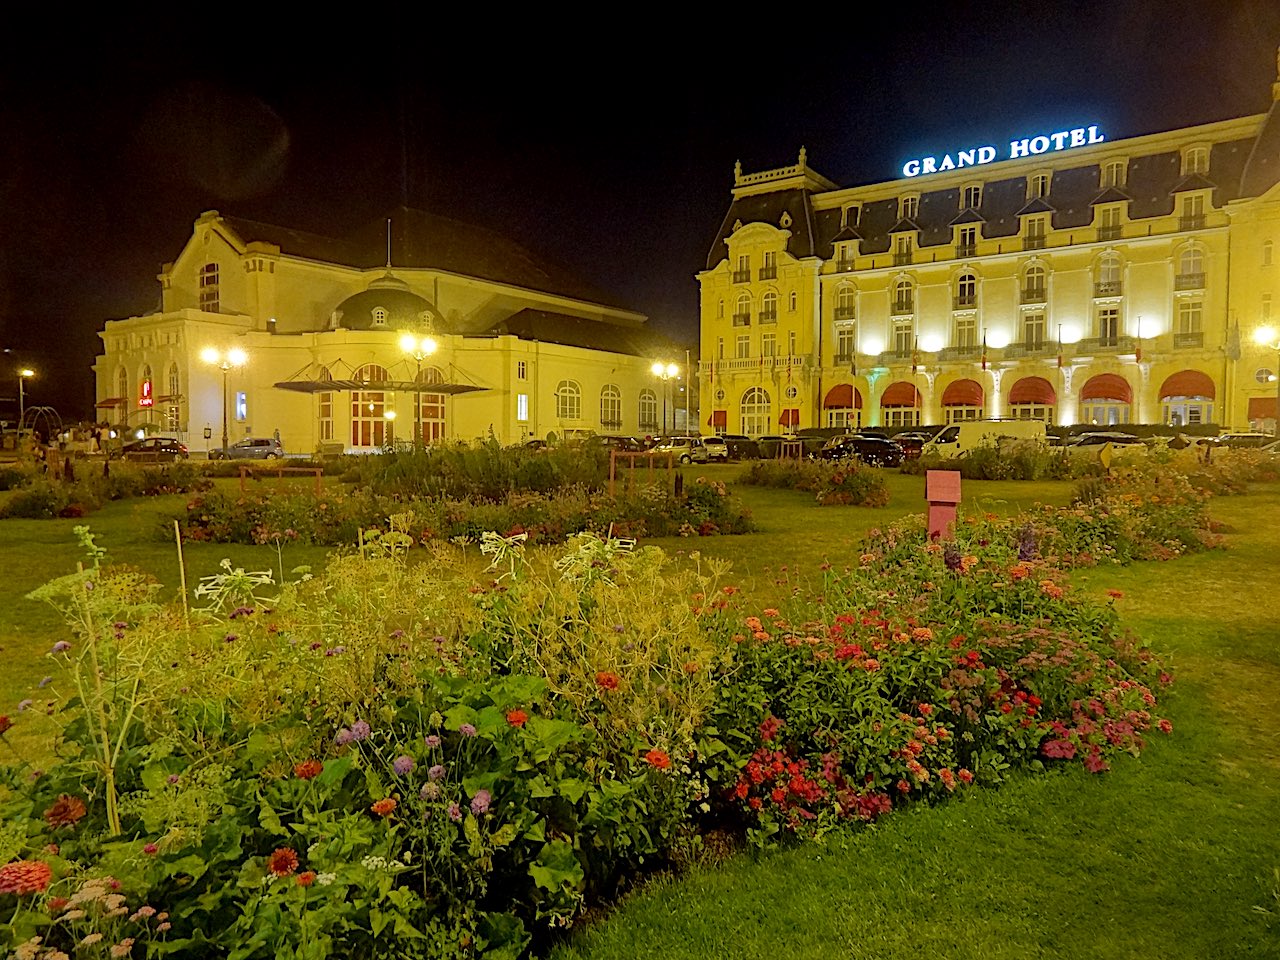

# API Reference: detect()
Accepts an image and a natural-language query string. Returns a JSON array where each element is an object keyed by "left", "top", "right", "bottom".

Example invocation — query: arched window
[
  {"left": 1078, "top": 373, "right": 1130, "bottom": 426},
  {"left": 1096, "top": 253, "right": 1122, "bottom": 297},
  {"left": 740, "top": 386, "right": 771, "bottom": 436},
  {"left": 892, "top": 278, "right": 914, "bottom": 314},
  {"left": 638, "top": 389, "right": 658, "bottom": 433},
  {"left": 1023, "top": 264, "right": 1047, "bottom": 301},
  {"left": 371, "top": 307, "right": 388, "bottom": 327},
  {"left": 734, "top": 293, "right": 751, "bottom": 325},
  {"left": 1265, "top": 240, "right": 1274, "bottom": 267},
  {"left": 600, "top": 384, "right": 622, "bottom": 429},
  {"left": 351, "top": 363, "right": 389, "bottom": 449},
  {"left": 116, "top": 366, "right": 128, "bottom": 404},
  {"left": 555, "top": 380, "right": 581, "bottom": 421},
  {"left": 835, "top": 284, "right": 856, "bottom": 320},
  {"left": 955, "top": 272, "right": 977, "bottom": 308},
  {"left": 199, "top": 263, "right": 219, "bottom": 312},
  {"left": 1178, "top": 247, "right": 1204, "bottom": 286},
  {"left": 415, "top": 366, "right": 446, "bottom": 443},
  {"left": 1183, "top": 146, "right": 1209, "bottom": 175},
  {"left": 1160, "top": 370, "right": 1215, "bottom": 426},
  {"left": 166, "top": 362, "right": 181, "bottom": 430},
  {"left": 317, "top": 365, "right": 334, "bottom": 443},
  {"left": 760, "top": 291, "right": 778, "bottom": 322}
]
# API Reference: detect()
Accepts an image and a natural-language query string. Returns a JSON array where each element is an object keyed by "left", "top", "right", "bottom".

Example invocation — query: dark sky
[{"left": 3, "top": 4, "right": 1279, "bottom": 416}]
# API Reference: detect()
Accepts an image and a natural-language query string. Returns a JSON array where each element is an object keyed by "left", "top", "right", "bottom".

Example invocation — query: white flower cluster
[{"left": 359, "top": 855, "right": 408, "bottom": 872}]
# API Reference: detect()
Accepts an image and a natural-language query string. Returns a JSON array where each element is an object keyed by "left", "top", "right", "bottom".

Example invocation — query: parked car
[
  {"left": 1216, "top": 432, "right": 1273, "bottom": 449},
  {"left": 590, "top": 435, "right": 646, "bottom": 453},
  {"left": 719, "top": 434, "right": 760, "bottom": 460},
  {"left": 892, "top": 430, "right": 937, "bottom": 460},
  {"left": 922, "top": 419, "right": 1048, "bottom": 458},
  {"left": 120, "top": 437, "right": 189, "bottom": 462},
  {"left": 700, "top": 436, "right": 729, "bottom": 461},
  {"left": 1065, "top": 432, "right": 1147, "bottom": 448},
  {"left": 818, "top": 434, "right": 904, "bottom": 467},
  {"left": 652, "top": 436, "right": 709, "bottom": 463},
  {"left": 208, "top": 437, "right": 284, "bottom": 460}
]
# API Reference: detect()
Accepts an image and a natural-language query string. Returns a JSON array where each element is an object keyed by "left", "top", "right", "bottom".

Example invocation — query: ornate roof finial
[
  {"left": 1274, "top": 44, "right": 1280, "bottom": 101},
  {"left": 734, "top": 159, "right": 742, "bottom": 182},
  {"left": 386, "top": 217, "right": 393, "bottom": 268},
  {"left": 799, "top": 146, "right": 807, "bottom": 167}
]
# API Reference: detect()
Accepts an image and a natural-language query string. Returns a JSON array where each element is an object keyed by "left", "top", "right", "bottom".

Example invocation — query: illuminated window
[
  {"left": 199, "top": 263, "right": 220, "bottom": 312},
  {"left": 1264, "top": 293, "right": 1272, "bottom": 323},
  {"left": 760, "top": 290, "right": 778, "bottom": 321},
  {"left": 760, "top": 251, "right": 777, "bottom": 280},
  {"left": 1023, "top": 264, "right": 1047, "bottom": 300},
  {"left": 317, "top": 365, "right": 334, "bottom": 442},
  {"left": 166, "top": 363, "right": 181, "bottom": 430},
  {"left": 638, "top": 389, "right": 658, "bottom": 432},
  {"left": 788, "top": 330, "right": 796, "bottom": 356},
  {"left": 555, "top": 380, "right": 581, "bottom": 420},
  {"left": 835, "top": 326, "right": 856, "bottom": 361},
  {"left": 371, "top": 307, "right": 387, "bottom": 327},
  {"left": 1023, "top": 311, "right": 1046, "bottom": 349},
  {"left": 955, "top": 272, "right": 977, "bottom": 308},
  {"left": 740, "top": 386, "right": 771, "bottom": 436},
  {"left": 1097, "top": 306, "right": 1120, "bottom": 345},
  {"left": 235, "top": 391, "right": 247, "bottom": 422},
  {"left": 834, "top": 284, "right": 856, "bottom": 320},
  {"left": 892, "top": 317, "right": 913, "bottom": 355},
  {"left": 351, "top": 363, "right": 388, "bottom": 448},
  {"left": 600, "top": 384, "right": 622, "bottom": 428},
  {"left": 892, "top": 278, "right": 914, "bottom": 314},
  {"left": 736, "top": 335, "right": 750, "bottom": 358},
  {"left": 1178, "top": 299, "right": 1203, "bottom": 334},
  {"left": 761, "top": 333, "right": 776, "bottom": 357},
  {"left": 517, "top": 394, "right": 529, "bottom": 422},
  {"left": 954, "top": 314, "right": 976, "bottom": 349},
  {"left": 414, "top": 367, "right": 446, "bottom": 443}
]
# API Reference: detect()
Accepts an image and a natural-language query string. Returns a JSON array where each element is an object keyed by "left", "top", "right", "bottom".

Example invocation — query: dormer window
[
  {"left": 900, "top": 195, "right": 919, "bottom": 220},
  {"left": 1100, "top": 159, "right": 1127, "bottom": 189},
  {"left": 961, "top": 184, "right": 982, "bottom": 209},
  {"left": 371, "top": 307, "right": 388, "bottom": 326},
  {"left": 843, "top": 204, "right": 860, "bottom": 227},
  {"left": 1183, "top": 145, "right": 1210, "bottom": 175},
  {"left": 1024, "top": 215, "right": 1048, "bottom": 251},
  {"left": 894, "top": 234, "right": 914, "bottom": 266},
  {"left": 1028, "top": 172, "right": 1050, "bottom": 200},
  {"left": 199, "top": 263, "right": 220, "bottom": 312}
]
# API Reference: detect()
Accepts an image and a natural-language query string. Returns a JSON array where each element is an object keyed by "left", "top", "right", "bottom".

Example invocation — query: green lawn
[{"left": 1, "top": 468, "right": 1277, "bottom": 958}]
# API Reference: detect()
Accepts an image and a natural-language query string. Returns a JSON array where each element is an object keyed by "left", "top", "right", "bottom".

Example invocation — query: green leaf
[
  {"left": 523, "top": 819, "right": 546, "bottom": 842},
  {"left": 490, "top": 822, "right": 519, "bottom": 848},
  {"left": 316, "top": 754, "right": 352, "bottom": 787},
  {"left": 529, "top": 839, "right": 584, "bottom": 893},
  {"left": 557, "top": 778, "right": 588, "bottom": 803}
]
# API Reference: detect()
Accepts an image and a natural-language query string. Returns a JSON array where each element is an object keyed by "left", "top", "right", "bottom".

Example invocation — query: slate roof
[
  {"left": 705, "top": 189, "right": 818, "bottom": 270},
  {"left": 221, "top": 206, "right": 632, "bottom": 312},
  {"left": 481, "top": 309, "right": 679, "bottom": 358},
  {"left": 1240, "top": 100, "right": 1280, "bottom": 197}
]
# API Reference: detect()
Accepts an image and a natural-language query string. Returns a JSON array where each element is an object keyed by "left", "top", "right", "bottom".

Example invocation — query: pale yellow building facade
[
  {"left": 698, "top": 69, "right": 1280, "bottom": 436},
  {"left": 95, "top": 208, "right": 678, "bottom": 454}
]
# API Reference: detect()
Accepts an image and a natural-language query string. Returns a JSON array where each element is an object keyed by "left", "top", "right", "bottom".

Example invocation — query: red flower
[
  {"left": 643, "top": 749, "right": 670, "bottom": 770},
  {"left": 506, "top": 709, "right": 528, "bottom": 727},
  {"left": 370, "top": 797, "right": 398, "bottom": 817},
  {"left": 957, "top": 768, "right": 974, "bottom": 785},
  {"left": 294, "top": 760, "right": 323, "bottom": 780},
  {"left": 1106, "top": 589, "right": 1124, "bottom": 599},
  {"left": 143, "top": 843, "right": 159, "bottom": 855},
  {"left": 917, "top": 703, "right": 933, "bottom": 717},
  {"left": 770, "top": 787, "right": 787, "bottom": 805},
  {"left": 1000, "top": 703, "right": 1013, "bottom": 714},
  {"left": 733, "top": 780, "right": 749, "bottom": 799},
  {"left": 43, "top": 794, "right": 87, "bottom": 828},
  {"left": 0, "top": 716, "right": 11, "bottom": 735},
  {"left": 267, "top": 848, "right": 299, "bottom": 877},
  {"left": 1158, "top": 718, "right": 1173, "bottom": 734},
  {"left": 48, "top": 897, "right": 69, "bottom": 912},
  {"left": 595, "top": 672, "right": 620, "bottom": 691},
  {"left": 863, "top": 659, "right": 880, "bottom": 672},
  {"left": 297, "top": 871, "right": 316, "bottom": 887},
  {"left": 0, "top": 860, "right": 52, "bottom": 895},
  {"left": 748, "top": 797, "right": 762, "bottom": 810},
  {"left": 759, "top": 715, "right": 784, "bottom": 743}
]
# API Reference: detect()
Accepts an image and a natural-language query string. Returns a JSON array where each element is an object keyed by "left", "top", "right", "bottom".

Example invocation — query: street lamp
[
  {"left": 17, "top": 368, "right": 34, "bottom": 433},
  {"left": 650, "top": 361, "right": 680, "bottom": 436},
  {"left": 399, "top": 332, "right": 438, "bottom": 447},
  {"left": 200, "top": 346, "right": 246, "bottom": 456},
  {"left": 1255, "top": 325, "right": 1280, "bottom": 437}
]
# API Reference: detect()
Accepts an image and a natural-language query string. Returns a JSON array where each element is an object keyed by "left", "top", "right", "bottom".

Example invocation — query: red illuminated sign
[{"left": 139, "top": 379, "right": 154, "bottom": 407}]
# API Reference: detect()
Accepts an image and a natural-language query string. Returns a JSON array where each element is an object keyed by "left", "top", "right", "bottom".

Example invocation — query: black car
[
  {"left": 591, "top": 435, "right": 646, "bottom": 453},
  {"left": 719, "top": 434, "right": 760, "bottom": 459},
  {"left": 121, "top": 437, "right": 189, "bottom": 462},
  {"left": 818, "top": 434, "right": 904, "bottom": 467},
  {"left": 891, "top": 430, "right": 936, "bottom": 460}
]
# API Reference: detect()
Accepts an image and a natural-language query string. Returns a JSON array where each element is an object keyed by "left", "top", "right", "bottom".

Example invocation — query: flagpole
[{"left": 685, "top": 349, "right": 691, "bottom": 436}]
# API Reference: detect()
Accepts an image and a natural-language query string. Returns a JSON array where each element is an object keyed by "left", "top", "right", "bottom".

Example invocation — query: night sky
[{"left": 3, "top": 4, "right": 1279, "bottom": 417}]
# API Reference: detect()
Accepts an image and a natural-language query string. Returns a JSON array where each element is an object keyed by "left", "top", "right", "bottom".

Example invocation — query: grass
[{"left": 2, "top": 466, "right": 1277, "bottom": 958}]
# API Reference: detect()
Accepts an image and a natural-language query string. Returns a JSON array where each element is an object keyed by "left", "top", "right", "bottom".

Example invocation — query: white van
[{"left": 922, "top": 419, "right": 1048, "bottom": 458}]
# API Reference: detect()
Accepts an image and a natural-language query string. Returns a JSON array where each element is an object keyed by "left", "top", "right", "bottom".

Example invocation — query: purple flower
[
  {"left": 230, "top": 606, "right": 255, "bottom": 619},
  {"left": 447, "top": 802, "right": 462, "bottom": 822},
  {"left": 335, "top": 728, "right": 354, "bottom": 747},
  {"left": 613, "top": 624, "right": 625, "bottom": 633},
  {"left": 392, "top": 755, "right": 415, "bottom": 776},
  {"left": 18, "top": 699, "right": 33, "bottom": 712},
  {"left": 166, "top": 774, "right": 181, "bottom": 785},
  {"left": 424, "top": 735, "right": 441, "bottom": 748},
  {"left": 428, "top": 764, "right": 445, "bottom": 781},
  {"left": 309, "top": 642, "right": 323, "bottom": 650},
  {"left": 38, "top": 676, "right": 52, "bottom": 688},
  {"left": 223, "top": 634, "right": 238, "bottom": 644},
  {"left": 459, "top": 723, "right": 476, "bottom": 738},
  {"left": 350, "top": 720, "right": 371, "bottom": 742},
  {"left": 390, "top": 629, "right": 405, "bottom": 640},
  {"left": 51, "top": 641, "right": 71, "bottom": 653},
  {"left": 470, "top": 789, "right": 491, "bottom": 816},
  {"left": 113, "top": 622, "right": 128, "bottom": 631},
  {"left": 420, "top": 782, "right": 440, "bottom": 801}
]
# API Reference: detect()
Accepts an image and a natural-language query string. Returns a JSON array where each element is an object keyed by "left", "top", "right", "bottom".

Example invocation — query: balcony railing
[
  {"left": 893, "top": 252, "right": 913, "bottom": 266},
  {"left": 955, "top": 243, "right": 976, "bottom": 259},
  {"left": 891, "top": 298, "right": 915, "bottom": 314},
  {"left": 1094, "top": 280, "right": 1123, "bottom": 297},
  {"left": 953, "top": 294, "right": 977, "bottom": 310},
  {"left": 834, "top": 258, "right": 855, "bottom": 273},
  {"left": 834, "top": 353, "right": 856, "bottom": 366},
  {"left": 1097, "top": 225, "right": 1123, "bottom": 241},
  {"left": 758, "top": 310, "right": 778, "bottom": 324},
  {"left": 833, "top": 306, "right": 857, "bottom": 321},
  {"left": 731, "top": 269, "right": 751, "bottom": 283},
  {"left": 732, "top": 313, "right": 751, "bottom": 326},
  {"left": 1075, "top": 335, "right": 1136, "bottom": 354},
  {"left": 1004, "top": 340, "right": 1055, "bottom": 358},
  {"left": 758, "top": 267, "right": 777, "bottom": 280},
  {"left": 878, "top": 348, "right": 915, "bottom": 365},
  {"left": 1178, "top": 215, "right": 1206, "bottom": 231},
  {"left": 1020, "top": 286, "right": 1047, "bottom": 304},
  {"left": 1174, "top": 331, "right": 1204, "bottom": 348},
  {"left": 1023, "top": 235, "right": 1047, "bottom": 250},
  {"left": 1174, "top": 272, "right": 1205, "bottom": 290},
  {"left": 600, "top": 419, "right": 623, "bottom": 430},
  {"left": 939, "top": 344, "right": 981, "bottom": 361}
]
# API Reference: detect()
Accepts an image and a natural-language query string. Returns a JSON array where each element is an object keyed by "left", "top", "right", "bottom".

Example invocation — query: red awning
[
  {"left": 1247, "top": 397, "right": 1276, "bottom": 419},
  {"left": 1079, "top": 373, "right": 1131, "bottom": 403},
  {"left": 941, "top": 378, "right": 984, "bottom": 407},
  {"left": 880, "top": 381, "right": 919, "bottom": 407},
  {"left": 823, "top": 383, "right": 863, "bottom": 409},
  {"left": 1159, "top": 369, "right": 1215, "bottom": 400},
  {"left": 779, "top": 408, "right": 801, "bottom": 426},
  {"left": 709, "top": 410, "right": 727, "bottom": 428},
  {"left": 1009, "top": 376, "right": 1057, "bottom": 405},
  {"left": 95, "top": 397, "right": 125, "bottom": 408}
]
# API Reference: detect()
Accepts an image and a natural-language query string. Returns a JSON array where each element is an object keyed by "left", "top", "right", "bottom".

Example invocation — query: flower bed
[
  {"left": 738, "top": 459, "right": 890, "bottom": 506},
  {"left": 0, "top": 465, "right": 212, "bottom": 519}
]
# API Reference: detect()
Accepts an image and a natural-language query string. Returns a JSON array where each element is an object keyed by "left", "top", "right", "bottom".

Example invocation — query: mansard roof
[
  {"left": 1240, "top": 100, "right": 1280, "bottom": 197},
  {"left": 1171, "top": 172, "right": 1217, "bottom": 193},
  {"left": 705, "top": 188, "right": 818, "bottom": 270},
  {"left": 481, "top": 309, "right": 676, "bottom": 358},
  {"left": 949, "top": 208, "right": 986, "bottom": 226},
  {"left": 1091, "top": 186, "right": 1133, "bottom": 205},
  {"left": 1014, "top": 197, "right": 1055, "bottom": 216}
]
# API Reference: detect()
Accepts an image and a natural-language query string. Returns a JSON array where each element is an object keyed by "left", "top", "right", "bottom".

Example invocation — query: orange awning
[
  {"left": 1009, "top": 376, "right": 1057, "bottom": 405},
  {"left": 1159, "top": 370, "right": 1215, "bottom": 400},
  {"left": 1247, "top": 397, "right": 1276, "bottom": 419},
  {"left": 95, "top": 397, "right": 125, "bottom": 408},
  {"left": 779, "top": 408, "right": 801, "bottom": 426},
  {"left": 941, "top": 378, "right": 984, "bottom": 407},
  {"left": 823, "top": 383, "right": 863, "bottom": 408},
  {"left": 1079, "top": 374, "right": 1130, "bottom": 403},
  {"left": 709, "top": 410, "right": 727, "bottom": 427},
  {"left": 880, "top": 381, "right": 919, "bottom": 407}
]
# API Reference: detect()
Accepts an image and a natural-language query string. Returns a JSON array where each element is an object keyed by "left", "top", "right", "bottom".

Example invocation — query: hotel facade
[
  {"left": 94, "top": 208, "right": 679, "bottom": 454},
  {"left": 697, "top": 65, "right": 1280, "bottom": 436}
]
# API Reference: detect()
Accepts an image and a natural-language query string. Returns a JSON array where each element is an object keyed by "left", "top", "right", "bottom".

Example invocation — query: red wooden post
[{"left": 926, "top": 469, "right": 962, "bottom": 539}]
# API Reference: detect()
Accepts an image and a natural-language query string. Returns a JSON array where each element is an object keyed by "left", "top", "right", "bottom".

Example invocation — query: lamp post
[
  {"left": 399, "top": 332, "right": 438, "bottom": 447},
  {"left": 200, "top": 347, "right": 246, "bottom": 456},
  {"left": 1255, "top": 325, "right": 1280, "bottom": 436},
  {"left": 17, "top": 368, "right": 34, "bottom": 433},
  {"left": 651, "top": 361, "right": 679, "bottom": 436}
]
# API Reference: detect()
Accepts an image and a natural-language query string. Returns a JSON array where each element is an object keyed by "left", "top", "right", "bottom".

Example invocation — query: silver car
[
  {"left": 209, "top": 437, "right": 284, "bottom": 460},
  {"left": 653, "top": 436, "right": 709, "bottom": 464}
]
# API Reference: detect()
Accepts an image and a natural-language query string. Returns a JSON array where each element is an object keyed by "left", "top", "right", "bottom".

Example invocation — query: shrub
[{"left": 739, "top": 459, "right": 890, "bottom": 506}]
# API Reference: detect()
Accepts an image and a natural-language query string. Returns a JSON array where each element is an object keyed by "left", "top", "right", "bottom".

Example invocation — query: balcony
[
  {"left": 952, "top": 294, "right": 977, "bottom": 310},
  {"left": 878, "top": 348, "right": 915, "bottom": 365},
  {"left": 731, "top": 269, "right": 751, "bottom": 283},
  {"left": 833, "top": 306, "right": 857, "bottom": 321},
  {"left": 939, "top": 344, "right": 981, "bottom": 361},
  {"left": 601, "top": 419, "right": 623, "bottom": 430},
  {"left": 732, "top": 313, "right": 751, "bottom": 327},
  {"left": 1094, "top": 280, "right": 1123, "bottom": 297},
  {"left": 834, "top": 258, "right": 855, "bottom": 273},
  {"left": 834, "top": 353, "right": 856, "bottom": 366},
  {"left": 1174, "top": 272, "right": 1205, "bottom": 290},
  {"left": 1097, "top": 225, "right": 1123, "bottom": 242},
  {"left": 1023, "top": 235, "right": 1047, "bottom": 251},
  {"left": 891, "top": 298, "right": 915, "bottom": 315},
  {"left": 955, "top": 243, "right": 976, "bottom": 259},
  {"left": 1178, "top": 215, "right": 1206, "bottom": 231},
  {"left": 1020, "top": 286, "right": 1047, "bottom": 304},
  {"left": 1174, "top": 331, "right": 1204, "bottom": 349},
  {"left": 758, "top": 266, "right": 777, "bottom": 280},
  {"left": 893, "top": 252, "right": 913, "bottom": 266},
  {"left": 1004, "top": 340, "right": 1055, "bottom": 358},
  {"left": 1075, "top": 335, "right": 1136, "bottom": 354},
  {"left": 758, "top": 310, "right": 778, "bottom": 324}
]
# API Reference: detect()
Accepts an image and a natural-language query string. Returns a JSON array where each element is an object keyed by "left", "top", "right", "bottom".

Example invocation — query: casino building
[
  {"left": 94, "top": 208, "right": 678, "bottom": 454},
  {"left": 697, "top": 60, "right": 1280, "bottom": 435}
]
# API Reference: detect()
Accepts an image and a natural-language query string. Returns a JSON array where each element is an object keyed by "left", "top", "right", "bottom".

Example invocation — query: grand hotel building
[{"left": 697, "top": 65, "right": 1280, "bottom": 435}]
